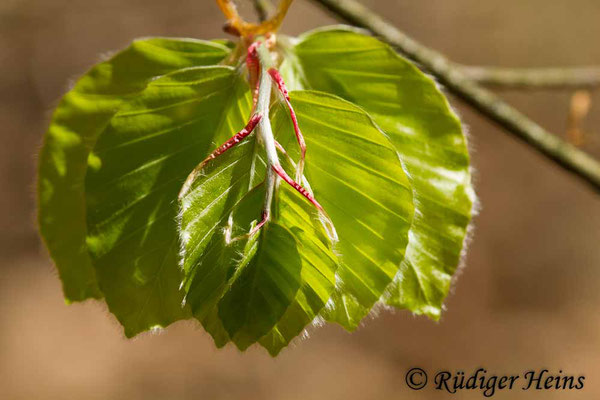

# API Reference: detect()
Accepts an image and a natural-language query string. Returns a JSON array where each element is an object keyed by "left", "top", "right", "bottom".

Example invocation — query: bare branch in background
[
  {"left": 253, "top": 0, "right": 275, "bottom": 22},
  {"left": 310, "top": 0, "right": 600, "bottom": 192},
  {"left": 462, "top": 66, "right": 600, "bottom": 90}
]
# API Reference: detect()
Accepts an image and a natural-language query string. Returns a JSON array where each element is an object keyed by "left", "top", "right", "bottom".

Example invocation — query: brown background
[{"left": 1, "top": 0, "right": 599, "bottom": 399}]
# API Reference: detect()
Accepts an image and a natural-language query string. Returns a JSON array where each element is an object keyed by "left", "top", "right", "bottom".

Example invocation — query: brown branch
[
  {"left": 310, "top": 0, "right": 600, "bottom": 192},
  {"left": 462, "top": 66, "right": 600, "bottom": 89},
  {"left": 217, "top": 0, "right": 292, "bottom": 37},
  {"left": 253, "top": 0, "right": 275, "bottom": 22}
]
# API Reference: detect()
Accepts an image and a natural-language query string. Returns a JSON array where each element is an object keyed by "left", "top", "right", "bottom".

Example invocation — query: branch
[
  {"left": 253, "top": 0, "right": 275, "bottom": 22},
  {"left": 462, "top": 66, "right": 600, "bottom": 89},
  {"left": 310, "top": 0, "right": 600, "bottom": 192},
  {"left": 218, "top": 0, "right": 292, "bottom": 37}
]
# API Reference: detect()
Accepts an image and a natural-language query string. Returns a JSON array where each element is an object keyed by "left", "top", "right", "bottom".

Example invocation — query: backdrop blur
[{"left": 1, "top": 0, "right": 599, "bottom": 399}]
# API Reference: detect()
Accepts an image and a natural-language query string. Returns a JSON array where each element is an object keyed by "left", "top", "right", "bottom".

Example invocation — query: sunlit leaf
[
  {"left": 38, "top": 38, "right": 231, "bottom": 302},
  {"left": 272, "top": 91, "right": 414, "bottom": 330},
  {"left": 287, "top": 27, "right": 475, "bottom": 321},
  {"left": 217, "top": 222, "right": 302, "bottom": 350},
  {"left": 258, "top": 172, "right": 339, "bottom": 355},
  {"left": 178, "top": 133, "right": 266, "bottom": 327},
  {"left": 85, "top": 66, "right": 253, "bottom": 337},
  {"left": 178, "top": 118, "right": 339, "bottom": 352}
]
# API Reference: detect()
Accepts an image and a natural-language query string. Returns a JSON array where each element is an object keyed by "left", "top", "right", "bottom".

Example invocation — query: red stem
[
  {"left": 202, "top": 113, "right": 262, "bottom": 166},
  {"left": 268, "top": 68, "right": 306, "bottom": 179},
  {"left": 271, "top": 164, "right": 324, "bottom": 212}
]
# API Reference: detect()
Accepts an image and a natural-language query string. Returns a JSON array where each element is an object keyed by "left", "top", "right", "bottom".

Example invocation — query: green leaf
[
  {"left": 85, "top": 65, "right": 253, "bottom": 337},
  {"left": 38, "top": 38, "right": 231, "bottom": 302},
  {"left": 258, "top": 166, "right": 339, "bottom": 356},
  {"left": 287, "top": 27, "right": 475, "bottom": 320},
  {"left": 271, "top": 91, "right": 414, "bottom": 330},
  {"left": 178, "top": 121, "right": 339, "bottom": 352},
  {"left": 201, "top": 306, "right": 230, "bottom": 348},
  {"left": 217, "top": 222, "right": 302, "bottom": 350},
  {"left": 178, "top": 131, "right": 265, "bottom": 324}
]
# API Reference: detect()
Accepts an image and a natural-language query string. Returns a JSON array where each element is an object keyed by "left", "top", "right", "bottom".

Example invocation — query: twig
[
  {"left": 462, "top": 66, "right": 600, "bottom": 89},
  {"left": 218, "top": 0, "right": 292, "bottom": 37},
  {"left": 253, "top": 0, "right": 275, "bottom": 22},
  {"left": 310, "top": 0, "right": 600, "bottom": 192}
]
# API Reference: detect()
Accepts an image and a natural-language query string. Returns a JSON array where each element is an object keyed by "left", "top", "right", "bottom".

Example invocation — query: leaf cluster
[{"left": 38, "top": 27, "right": 474, "bottom": 355}]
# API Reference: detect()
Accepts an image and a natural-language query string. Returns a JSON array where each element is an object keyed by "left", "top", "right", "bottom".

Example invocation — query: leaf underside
[
  {"left": 85, "top": 65, "right": 257, "bottom": 337},
  {"left": 271, "top": 91, "right": 414, "bottom": 330},
  {"left": 284, "top": 26, "right": 475, "bottom": 322},
  {"left": 38, "top": 38, "right": 232, "bottom": 303},
  {"left": 38, "top": 26, "right": 474, "bottom": 355}
]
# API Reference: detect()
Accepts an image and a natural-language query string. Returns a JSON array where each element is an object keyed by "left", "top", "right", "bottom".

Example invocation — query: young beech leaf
[
  {"left": 178, "top": 133, "right": 266, "bottom": 324},
  {"left": 284, "top": 26, "right": 475, "bottom": 321},
  {"left": 272, "top": 91, "right": 415, "bottom": 331},
  {"left": 38, "top": 38, "right": 232, "bottom": 302},
  {"left": 217, "top": 222, "right": 303, "bottom": 350},
  {"left": 178, "top": 113, "right": 339, "bottom": 352},
  {"left": 258, "top": 179, "right": 339, "bottom": 356},
  {"left": 202, "top": 306, "right": 231, "bottom": 349},
  {"left": 84, "top": 66, "right": 253, "bottom": 337}
]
